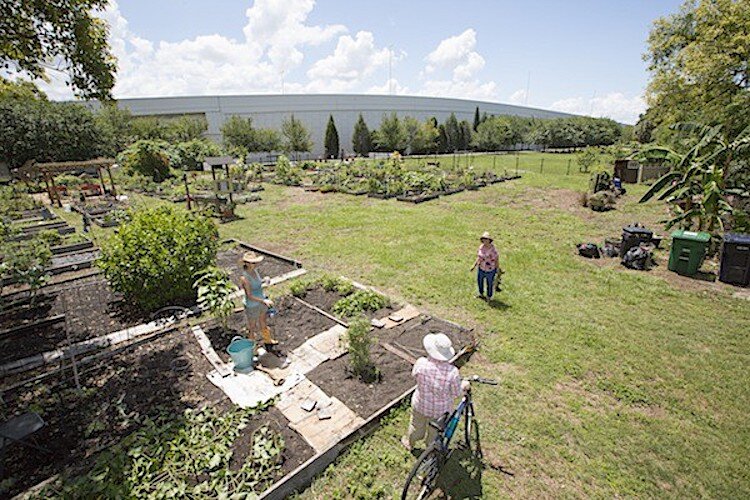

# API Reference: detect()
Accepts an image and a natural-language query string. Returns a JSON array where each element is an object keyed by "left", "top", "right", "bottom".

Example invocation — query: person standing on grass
[
  {"left": 401, "top": 333, "right": 469, "bottom": 451},
  {"left": 471, "top": 231, "right": 499, "bottom": 300}
]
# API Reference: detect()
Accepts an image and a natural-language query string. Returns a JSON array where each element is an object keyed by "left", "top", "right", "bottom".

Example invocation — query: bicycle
[{"left": 402, "top": 375, "right": 498, "bottom": 500}]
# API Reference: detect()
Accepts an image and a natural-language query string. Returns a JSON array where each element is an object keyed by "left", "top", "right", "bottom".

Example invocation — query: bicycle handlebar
[{"left": 465, "top": 375, "right": 498, "bottom": 385}]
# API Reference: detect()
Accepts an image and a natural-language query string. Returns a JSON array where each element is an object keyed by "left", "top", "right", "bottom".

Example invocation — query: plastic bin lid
[
  {"left": 671, "top": 229, "right": 711, "bottom": 242},
  {"left": 724, "top": 232, "right": 750, "bottom": 244},
  {"left": 623, "top": 226, "right": 653, "bottom": 235}
]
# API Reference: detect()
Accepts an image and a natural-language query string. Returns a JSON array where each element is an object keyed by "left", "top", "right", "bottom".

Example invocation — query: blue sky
[{"left": 39, "top": 0, "right": 685, "bottom": 123}]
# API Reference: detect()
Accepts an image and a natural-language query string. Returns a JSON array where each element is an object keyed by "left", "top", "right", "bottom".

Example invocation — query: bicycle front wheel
[
  {"left": 464, "top": 406, "right": 483, "bottom": 459},
  {"left": 402, "top": 445, "right": 442, "bottom": 500}
]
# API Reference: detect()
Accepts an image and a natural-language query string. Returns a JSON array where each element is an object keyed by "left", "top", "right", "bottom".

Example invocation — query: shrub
[
  {"left": 194, "top": 267, "right": 235, "bottom": 329},
  {"left": 347, "top": 316, "right": 379, "bottom": 382},
  {"left": 5, "top": 240, "right": 51, "bottom": 303},
  {"left": 173, "top": 139, "right": 222, "bottom": 171},
  {"left": 98, "top": 206, "right": 218, "bottom": 311},
  {"left": 332, "top": 289, "right": 388, "bottom": 318},
  {"left": 274, "top": 155, "right": 303, "bottom": 186},
  {"left": 117, "top": 139, "right": 173, "bottom": 182},
  {"left": 35, "top": 229, "right": 63, "bottom": 247}
]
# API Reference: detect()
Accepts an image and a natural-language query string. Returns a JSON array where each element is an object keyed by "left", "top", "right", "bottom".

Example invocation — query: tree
[
  {"left": 634, "top": 113, "right": 656, "bottom": 144},
  {"left": 409, "top": 118, "right": 439, "bottom": 155},
  {"left": 444, "top": 113, "right": 461, "bottom": 152},
  {"left": 173, "top": 139, "right": 222, "bottom": 171},
  {"left": 281, "top": 114, "right": 312, "bottom": 157},
  {"left": 0, "top": 95, "right": 102, "bottom": 168},
  {"left": 473, "top": 116, "right": 516, "bottom": 151},
  {"left": 95, "top": 104, "right": 133, "bottom": 156},
  {"left": 98, "top": 206, "right": 219, "bottom": 311},
  {"left": 374, "top": 112, "right": 407, "bottom": 152},
  {"left": 639, "top": 123, "right": 750, "bottom": 234},
  {"left": 459, "top": 120, "right": 473, "bottom": 150},
  {"left": 324, "top": 115, "right": 340, "bottom": 159},
  {"left": 1, "top": 0, "right": 116, "bottom": 99},
  {"left": 437, "top": 123, "right": 448, "bottom": 153},
  {"left": 352, "top": 113, "right": 372, "bottom": 156},
  {"left": 644, "top": 0, "right": 750, "bottom": 140},
  {"left": 473, "top": 106, "right": 481, "bottom": 131},
  {"left": 117, "top": 140, "right": 173, "bottom": 181},
  {"left": 221, "top": 116, "right": 279, "bottom": 154}
]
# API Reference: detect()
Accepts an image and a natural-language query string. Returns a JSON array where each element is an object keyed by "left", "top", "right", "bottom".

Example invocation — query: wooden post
[
  {"left": 49, "top": 174, "right": 62, "bottom": 207},
  {"left": 540, "top": 158, "right": 544, "bottom": 173},
  {"left": 97, "top": 166, "right": 107, "bottom": 196},
  {"left": 184, "top": 173, "right": 191, "bottom": 210},
  {"left": 493, "top": 155, "right": 496, "bottom": 170},
  {"left": 43, "top": 176, "right": 54, "bottom": 207},
  {"left": 566, "top": 159, "right": 571, "bottom": 175},
  {"left": 106, "top": 166, "right": 117, "bottom": 196},
  {"left": 515, "top": 154, "right": 519, "bottom": 175}
]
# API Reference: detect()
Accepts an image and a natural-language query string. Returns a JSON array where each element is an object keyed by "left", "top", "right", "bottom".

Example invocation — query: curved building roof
[{"left": 100, "top": 94, "right": 575, "bottom": 156}]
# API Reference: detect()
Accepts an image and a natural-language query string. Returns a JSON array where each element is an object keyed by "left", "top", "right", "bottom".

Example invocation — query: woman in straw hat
[
  {"left": 239, "top": 252, "right": 278, "bottom": 349},
  {"left": 471, "top": 231, "right": 499, "bottom": 301},
  {"left": 402, "top": 333, "right": 469, "bottom": 450}
]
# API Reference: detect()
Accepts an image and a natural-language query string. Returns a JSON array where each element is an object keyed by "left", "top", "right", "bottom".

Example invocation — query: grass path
[{"left": 219, "top": 163, "right": 749, "bottom": 499}]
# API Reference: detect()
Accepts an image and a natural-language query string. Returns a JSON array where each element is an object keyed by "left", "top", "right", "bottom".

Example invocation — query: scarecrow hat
[
  {"left": 242, "top": 252, "right": 264, "bottom": 265},
  {"left": 423, "top": 333, "right": 455, "bottom": 362}
]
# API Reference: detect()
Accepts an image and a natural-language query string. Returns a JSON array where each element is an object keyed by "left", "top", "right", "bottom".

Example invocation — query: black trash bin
[
  {"left": 621, "top": 226, "right": 653, "bottom": 255},
  {"left": 719, "top": 233, "right": 750, "bottom": 286}
]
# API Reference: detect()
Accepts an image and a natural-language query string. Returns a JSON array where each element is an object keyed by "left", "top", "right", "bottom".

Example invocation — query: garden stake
[{"left": 60, "top": 285, "right": 82, "bottom": 392}]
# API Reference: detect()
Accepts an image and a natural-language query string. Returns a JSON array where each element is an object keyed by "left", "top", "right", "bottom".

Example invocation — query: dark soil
[
  {"left": 217, "top": 243, "right": 298, "bottom": 286},
  {"left": 378, "top": 316, "right": 475, "bottom": 359},
  {"left": 0, "top": 328, "right": 225, "bottom": 498},
  {"left": 229, "top": 406, "right": 314, "bottom": 477},
  {"left": 0, "top": 276, "right": 152, "bottom": 366},
  {"left": 300, "top": 284, "right": 396, "bottom": 321},
  {"left": 203, "top": 295, "right": 337, "bottom": 362},
  {"left": 307, "top": 344, "right": 415, "bottom": 419}
]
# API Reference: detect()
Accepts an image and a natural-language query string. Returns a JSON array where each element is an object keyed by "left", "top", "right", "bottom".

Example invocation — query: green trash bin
[{"left": 668, "top": 230, "right": 711, "bottom": 276}]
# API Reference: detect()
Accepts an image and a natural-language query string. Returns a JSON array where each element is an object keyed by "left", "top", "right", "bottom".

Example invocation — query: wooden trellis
[{"left": 15, "top": 158, "right": 117, "bottom": 207}]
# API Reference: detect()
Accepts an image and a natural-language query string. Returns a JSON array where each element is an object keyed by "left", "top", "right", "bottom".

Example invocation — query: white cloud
[
  {"left": 368, "top": 78, "right": 410, "bottom": 95},
  {"left": 419, "top": 29, "right": 498, "bottom": 101},
  {"left": 549, "top": 92, "right": 646, "bottom": 124},
  {"left": 305, "top": 31, "right": 393, "bottom": 91},
  {"left": 425, "top": 29, "right": 483, "bottom": 81},
  {"left": 508, "top": 89, "right": 527, "bottom": 105}
]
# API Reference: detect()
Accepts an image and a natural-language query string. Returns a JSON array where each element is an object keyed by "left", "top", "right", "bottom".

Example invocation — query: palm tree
[{"left": 638, "top": 123, "right": 750, "bottom": 233}]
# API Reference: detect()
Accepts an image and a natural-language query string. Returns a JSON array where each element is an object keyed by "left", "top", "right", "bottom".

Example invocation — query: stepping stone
[
  {"left": 305, "top": 324, "right": 348, "bottom": 360},
  {"left": 378, "top": 305, "right": 420, "bottom": 329}
]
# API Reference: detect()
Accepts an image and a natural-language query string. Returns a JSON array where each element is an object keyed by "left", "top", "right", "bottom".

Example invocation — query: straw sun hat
[
  {"left": 241, "top": 251, "right": 264, "bottom": 265},
  {"left": 480, "top": 231, "right": 493, "bottom": 242},
  {"left": 423, "top": 333, "right": 456, "bottom": 362}
]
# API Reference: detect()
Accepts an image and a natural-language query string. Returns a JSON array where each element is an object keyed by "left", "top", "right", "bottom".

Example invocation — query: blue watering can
[{"left": 226, "top": 336, "right": 255, "bottom": 371}]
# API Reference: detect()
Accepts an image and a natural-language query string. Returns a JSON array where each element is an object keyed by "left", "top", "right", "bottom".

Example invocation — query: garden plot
[
  {"left": 73, "top": 200, "right": 129, "bottom": 227},
  {"left": 216, "top": 238, "right": 305, "bottom": 286},
  {"left": 0, "top": 326, "right": 314, "bottom": 499},
  {"left": 193, "top": 278, "right": 475, "bottom": 498}
]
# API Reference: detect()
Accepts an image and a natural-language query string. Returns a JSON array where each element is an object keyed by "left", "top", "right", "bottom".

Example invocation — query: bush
[
  {"left": 274, "top": 155, "right": 303, "bottom": 186},
  {"left": 98, "top": 206, "right": 219, "bottom": 311},
  {"left": 173, "top": 139, "right": 222, "bottom": 171},
  {"left": 117, "top": 140, "right": 173, "bottom": 182},
  {"left": 332, "top": 289, "right": 388, "bottom": 318},
  {"left": 347, "top": 316, "right": 379, "bottom": 382},
  {"left": 4, "top": 240, "right": 51, "bottom": 302}
]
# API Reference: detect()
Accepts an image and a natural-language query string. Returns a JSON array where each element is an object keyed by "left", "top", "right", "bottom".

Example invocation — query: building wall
[{"left": 92, "top": 94, "right": 574, "bottom": 156}]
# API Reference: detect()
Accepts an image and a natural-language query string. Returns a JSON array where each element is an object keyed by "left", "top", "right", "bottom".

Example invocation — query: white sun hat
[{"left": 423, "top": 333, "right": 455, "bottom": 362}]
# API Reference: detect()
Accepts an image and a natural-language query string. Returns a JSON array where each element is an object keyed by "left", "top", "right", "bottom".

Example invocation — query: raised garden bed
[
  {"left": 217, "top": 239, "right": 302, "bottom": 286},
  {"left": 296, "top": 283, "right": 395, "bottom": 322},
  {"left": 0, "top": 326, "right": 314, "bottom": 499},
  {"left": 396, "top": 192, "right": 442, "bottom": 204},
  {"left": 1, "top": 248, "right": 100, "bottom": 287}
]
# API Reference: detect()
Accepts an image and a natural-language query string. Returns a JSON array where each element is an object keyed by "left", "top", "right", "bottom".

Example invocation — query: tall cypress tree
[
  {"left": 473, "top": 106, "right": 480, "bottom": 131},
  {"left": 352, "top": 113, "right": 372, "bottom": 156},
  {"left": 324, "top": 115, "right": 340, "bottom": 158}
]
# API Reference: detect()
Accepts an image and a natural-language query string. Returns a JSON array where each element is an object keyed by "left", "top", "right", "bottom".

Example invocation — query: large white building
[{"left": 99, "top": 94, "right": 574, "bottom": 156}]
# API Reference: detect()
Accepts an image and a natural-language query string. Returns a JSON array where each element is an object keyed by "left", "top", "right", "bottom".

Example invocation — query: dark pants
[{"left": 477, "top": 269, "right": 497, "bottom": 298}]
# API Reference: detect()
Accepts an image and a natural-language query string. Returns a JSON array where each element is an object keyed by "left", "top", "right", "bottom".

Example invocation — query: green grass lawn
[{"left": 55, "top": 152, "right": 750, "bottom": 498}]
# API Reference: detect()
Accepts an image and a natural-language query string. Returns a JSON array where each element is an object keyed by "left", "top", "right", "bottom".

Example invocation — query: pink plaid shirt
[{"left": 411, "top": 357, "right": 462, "bottom": 419}]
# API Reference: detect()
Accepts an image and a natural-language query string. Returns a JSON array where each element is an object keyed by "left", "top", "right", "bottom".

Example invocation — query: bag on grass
[
  {"left": 621, "top": 245, "right": 652, "bottom": 271},
  {"left": 577, "top": 243, "right": 601, "bottom": 259}
]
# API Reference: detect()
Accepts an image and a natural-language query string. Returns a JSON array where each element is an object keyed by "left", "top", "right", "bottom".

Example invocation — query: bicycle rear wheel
[{"left": 402, "top": 445, "right": 442, "bottom": 500}]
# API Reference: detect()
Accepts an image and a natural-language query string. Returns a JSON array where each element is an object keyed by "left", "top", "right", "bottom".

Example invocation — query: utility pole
[{"left": 388, "top": 45, "right": 394, "bottom": 95}]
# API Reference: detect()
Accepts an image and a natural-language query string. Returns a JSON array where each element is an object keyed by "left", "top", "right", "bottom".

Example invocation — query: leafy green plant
[
  {"left": 35, "top": 229, "right": 63, "bottom": 247},
  {"left": 5, "top": 240, "right": 51, "bottom": 303},
  {"left": 274, "top": 155, "right": 303, "bottom": 186},
  {"left": 289, "top": 279, "right": 311, "bottom": 298},
  {"left": 38, "top": 406, "right": 284, "bottom": 498},
  {"left": 320, "top": 275, "right": 354, "bottom": 296},
  {"left": 332, "top": 289, "right": 388, "bottom": 318},
  {"left": 347, "top": 316, "right": 379, "bottom": 383},
  {"left": 97, "top": 206, "right": 218, "bottom": 311},
  {"left": 117, "top": 139, "right": 173, "bottom": 182},
  {"left": 194, "top": 267, "right": 235, "bottom": 329}
]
